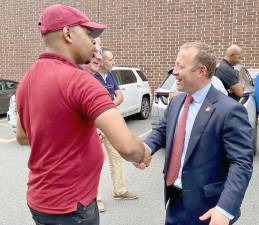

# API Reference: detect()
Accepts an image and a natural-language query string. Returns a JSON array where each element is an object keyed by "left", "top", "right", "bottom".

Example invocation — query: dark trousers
[
  {"left": 165, "top": 187, "right": 209, "bottom": 225},
  {"left": 29, "top": 199, "right": 99, "bottom": 225},
  {"left": 165, "top": 187, "right": 238, "bottom": 225}
]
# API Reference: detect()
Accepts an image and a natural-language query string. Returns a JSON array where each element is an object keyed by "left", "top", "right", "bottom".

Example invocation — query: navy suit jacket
[{"left": 145, "top": 86, "right": 253, "bottom": 219}]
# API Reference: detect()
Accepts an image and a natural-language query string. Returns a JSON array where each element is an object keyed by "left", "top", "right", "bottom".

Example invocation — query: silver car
[{"left": 150, "top": 68, "right": 257, "bottom": 155}]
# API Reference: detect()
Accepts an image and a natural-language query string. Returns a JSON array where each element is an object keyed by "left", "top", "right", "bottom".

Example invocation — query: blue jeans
[{"left": 29, "top": 199, "right": 99, "bottom": 225}]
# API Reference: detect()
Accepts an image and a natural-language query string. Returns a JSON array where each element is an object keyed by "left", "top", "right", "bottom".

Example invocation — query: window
[
  {"left": 5, "top": 81, "right": 17, "bottom": 90},
  {"left": 111, "top": 70, "right": 122, "bottom": 85},
  {"left": 136, "top": 70, "right": 148, "bottom": 81},
  {"left": 116, "top": 70, "right": 137, "bottom": 85},
  {"left": 161, "top": 74, "right": 176, "bottom": 89}
]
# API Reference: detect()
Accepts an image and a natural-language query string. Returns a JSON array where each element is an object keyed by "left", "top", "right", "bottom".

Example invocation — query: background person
[
  {"left": 80, "top": 40, "right": 136, "bottom": 213},
  {"left": 94, "top": 48, "right": 139, "bottom": 203},
  {"left": 215, "top": 45, "right": 244, "bottom": 101}
]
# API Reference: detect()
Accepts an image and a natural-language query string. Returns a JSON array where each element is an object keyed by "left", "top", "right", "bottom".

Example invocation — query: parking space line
[
  {"left": 0, "top": 123, "right": 10, "bottom": 127},
  {"left": 0, "top": 138, "right": 16, "bottom": 143}
]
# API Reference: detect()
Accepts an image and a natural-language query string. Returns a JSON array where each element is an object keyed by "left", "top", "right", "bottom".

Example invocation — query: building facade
[{"left": 1, "top": 0, "right": 258, "bottom": 89}]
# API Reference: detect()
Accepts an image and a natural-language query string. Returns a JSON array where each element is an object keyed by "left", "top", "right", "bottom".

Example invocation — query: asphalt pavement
[{"left": 0, "top": 116, "right": 258, "bottom": 225}]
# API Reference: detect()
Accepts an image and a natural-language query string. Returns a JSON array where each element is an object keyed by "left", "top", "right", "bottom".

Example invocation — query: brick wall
[
  {"left": 0, "top": 0, "right": 258, "bottom": 90},
  {"left": 0, "top": 0, "right": 98, "bottom": 81}
]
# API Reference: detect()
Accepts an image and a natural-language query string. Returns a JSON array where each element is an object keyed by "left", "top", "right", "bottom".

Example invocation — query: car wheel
[{"left": 138, "top": 97, "right": 150, "bottom": 120}]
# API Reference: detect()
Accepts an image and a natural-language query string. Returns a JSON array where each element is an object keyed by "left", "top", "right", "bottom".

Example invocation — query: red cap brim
[{"left": 80, "top": 21, "right": 106, "bottom": 38}]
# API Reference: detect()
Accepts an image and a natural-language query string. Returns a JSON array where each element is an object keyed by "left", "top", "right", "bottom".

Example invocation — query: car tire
[{"left": 138, "top": 97, "right": 150, "bottom": 120}]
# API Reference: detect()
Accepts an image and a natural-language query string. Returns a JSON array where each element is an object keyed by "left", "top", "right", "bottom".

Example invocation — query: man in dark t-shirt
[{"left": 215, "top": 45, "right": 244, "bottom": 101}]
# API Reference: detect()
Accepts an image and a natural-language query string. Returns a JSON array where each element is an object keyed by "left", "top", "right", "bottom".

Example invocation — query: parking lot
[
  {"left": 0, "top": 117, "right": 16, "bottom": 144},
  {"left": 0, "top": 115, "right": 258, "bottom": 225}
]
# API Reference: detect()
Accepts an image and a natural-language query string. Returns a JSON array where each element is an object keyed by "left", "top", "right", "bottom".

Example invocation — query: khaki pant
[{"left": 97, "top": 138, "right": 127, "bottom": 200}]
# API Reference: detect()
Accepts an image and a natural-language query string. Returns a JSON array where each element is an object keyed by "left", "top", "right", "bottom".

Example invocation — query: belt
[
  {"left": 172, "top": 186, "right": 182, "bottom": 193},
  {"left": 170, "top": 186, "right": 183, "bottom": 200}
]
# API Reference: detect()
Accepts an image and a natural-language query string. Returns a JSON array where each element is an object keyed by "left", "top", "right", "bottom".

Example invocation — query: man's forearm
[
  {"left": 113, "top": 98, "right": 122, "bottom": 106},
  {"left": 16, "top": 115, "right": 29, "bottom": 145},
  {"left": 17, "top": 136, "right": 29, "bottom": 145},
  {"left": 109, "top": 133, "right": 146, "bottom": 163},
  {"left": 95, "top": 108, "right": 145, "bottom": 163},
  {"left": 113, "top": 90, "right": 124, "bottom": 106}
]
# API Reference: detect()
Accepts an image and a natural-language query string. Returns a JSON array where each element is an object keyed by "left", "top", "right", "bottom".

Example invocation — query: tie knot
[{"left": 185, "top": 95, "right": 193, "bottom": 105}]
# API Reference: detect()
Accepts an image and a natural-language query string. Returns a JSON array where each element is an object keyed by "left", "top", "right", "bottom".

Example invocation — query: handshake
[{"left": 133, "top": 143, "right": 152, "bottom": 170}]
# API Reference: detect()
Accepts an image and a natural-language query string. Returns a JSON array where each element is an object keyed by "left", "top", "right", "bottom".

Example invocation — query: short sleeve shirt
[
  {"left": 16, "top": 52, "right": 115, "bottom": 214},
  {"left": 94, "top": 71, "right": 119, "bottom": 100},
  {"left": 215, "top": 59, "right": 239, "bottom": 100}
]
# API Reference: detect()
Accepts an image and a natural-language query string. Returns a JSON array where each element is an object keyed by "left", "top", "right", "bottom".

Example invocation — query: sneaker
[
  {"left": 97, "top": 200, "right": 106, "bottom": 213},
  {"left": 113, "top": 191, "right": 138, "bottom": 200}
]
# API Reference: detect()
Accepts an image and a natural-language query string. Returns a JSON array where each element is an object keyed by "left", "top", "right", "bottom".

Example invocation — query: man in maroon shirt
[{"left": 16, "top": 4, "right": 151, "bottom": 225}]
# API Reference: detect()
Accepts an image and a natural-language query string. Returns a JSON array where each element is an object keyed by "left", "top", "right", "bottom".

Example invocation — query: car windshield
[{"left": 161, "top": 74, "right": 176, "bottom": 90}]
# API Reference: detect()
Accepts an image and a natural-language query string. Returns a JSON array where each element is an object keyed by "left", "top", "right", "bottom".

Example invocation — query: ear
[
  {"left": 62, "top": 27, "right": 73, "bottom": 44},
  {"left": 199, "top": 65, "right": 208, "bottom": 77}
]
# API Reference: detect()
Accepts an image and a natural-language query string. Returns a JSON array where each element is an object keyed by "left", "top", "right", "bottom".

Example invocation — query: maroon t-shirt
[{"left": 16, "top": 52, "right": 115, "bottom": 214}]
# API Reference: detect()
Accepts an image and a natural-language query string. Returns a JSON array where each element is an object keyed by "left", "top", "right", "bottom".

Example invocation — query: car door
[
  {"left": 0, "top": 80, "right": 10, "bottom": 114},
  {"left": 113, "top": 70, "right": 139, "bottom": 115}
]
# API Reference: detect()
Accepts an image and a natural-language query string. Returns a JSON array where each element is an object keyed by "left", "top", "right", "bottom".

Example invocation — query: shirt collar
[
  {"left": 223, "top": 58, "right": 234, "bottom": 68},
  {"left": 95, "top": 72, "right": 103, "bottom": 78},
  {"left": 39, "top": 52, "right": 78, "bottom": 68},
  {"left": 95, "top": 72, "right": 109, "bottom": 80},
  {"left": 191, "top": 82, "right": 211, "bottom": 103}
]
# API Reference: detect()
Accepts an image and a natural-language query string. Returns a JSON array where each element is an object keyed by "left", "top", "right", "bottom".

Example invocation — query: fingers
[
  {"left": 199, "top": 208, "right": 230, "bottom": 225},
  {"left": 133, "top": 149, "right": 152, "bottom": 170},
  {"left": 142, "top": 148, "right": 152, "bottom": 167},
  {"left": 199, "top": 209, "right": 212, "bottom": 221},
  {"left": 97, "top": 129, "right": 105, "bottom": 142},
  {"left": 133, "top": 162, "right": 146, "bottom": 170}
]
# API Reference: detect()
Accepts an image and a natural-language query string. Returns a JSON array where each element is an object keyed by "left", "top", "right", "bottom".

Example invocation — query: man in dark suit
[{"left": 139, "top": 42, "right": 253, "bottom": 225}]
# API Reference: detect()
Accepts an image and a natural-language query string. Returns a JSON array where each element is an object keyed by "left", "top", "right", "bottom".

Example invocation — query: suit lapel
[{"left": 183, "top": 86, "right": 218, "bottom": 165}]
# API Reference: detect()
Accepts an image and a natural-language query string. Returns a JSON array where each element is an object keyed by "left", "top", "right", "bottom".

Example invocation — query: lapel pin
[{"left": 205, "top": 106, "right": 211, "bottom": 112}]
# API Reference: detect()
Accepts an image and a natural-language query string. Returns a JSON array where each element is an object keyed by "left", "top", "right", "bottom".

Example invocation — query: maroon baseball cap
[{"left": 38, "top": 4, "right": 105, "bottom": 38}]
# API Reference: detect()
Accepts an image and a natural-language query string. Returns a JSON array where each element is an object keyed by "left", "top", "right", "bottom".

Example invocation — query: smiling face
[
  {"left": 173, "top": 47, "right": 201, "bottom": 94},
  {"left": 173, "top": 42, "right": 216, "bottom": 94},
  {"left": 80, "top": 41, "right": 102, "bottom": 74},
  {"left": 88, "top": 42, "right": 102, "bottom": 73}
]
